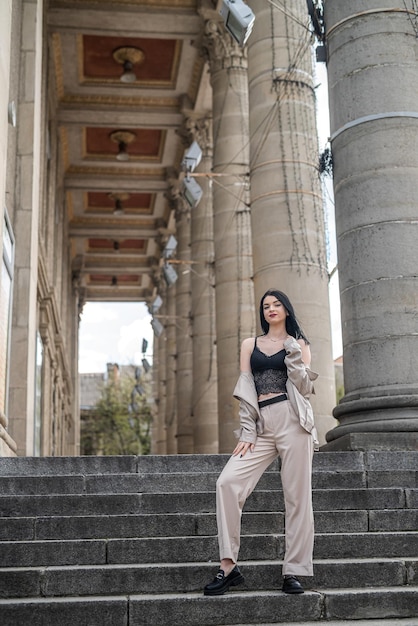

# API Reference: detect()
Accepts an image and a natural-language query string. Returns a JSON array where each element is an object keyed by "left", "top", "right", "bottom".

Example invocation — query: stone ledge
[{"left": 321, "top": 432, "right": 418, "bottom": 452}]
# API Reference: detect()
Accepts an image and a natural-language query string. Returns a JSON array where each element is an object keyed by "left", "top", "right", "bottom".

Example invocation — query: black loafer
[
  {"left": 204, "top": 566, "right": 244, "bottom": 596},
  {"left": 282, "top": 575, "right": 304, "bottom": 594}
]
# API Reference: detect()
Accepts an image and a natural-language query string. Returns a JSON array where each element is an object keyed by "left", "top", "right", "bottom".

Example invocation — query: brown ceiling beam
[
  {"left": 57, "top": 107, "right": 183, "bottom": 128},
  {"left": 69, "top": 225, "right": 158, "bottom": 239},
  {"left": 69, "top": 225, "right": 157, "bottom": 238},
  {"left": 64, "top": 174, "right": 168, "bottom": 193},
  {"left": 47, "top": 7, "right": 201, "bottom": 39},
  {"left": 81, "top": 263, "right": 153, "bottom": 275}
]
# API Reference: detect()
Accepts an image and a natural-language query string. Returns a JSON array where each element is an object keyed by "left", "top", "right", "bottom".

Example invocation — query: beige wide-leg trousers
[{"left": 216, "top": 399, "right": 314, "bottom": 576}]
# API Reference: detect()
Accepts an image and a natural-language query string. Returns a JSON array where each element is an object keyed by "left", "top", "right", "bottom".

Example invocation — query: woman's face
[{"left": 262, "top": 295, "right": 288, "bottom": 325}]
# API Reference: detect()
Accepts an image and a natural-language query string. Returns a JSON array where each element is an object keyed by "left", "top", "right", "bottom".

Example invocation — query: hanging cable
[
  {"left": 264, "top": 0, "right": 312, "bottom": 34},
  {"left": 205, "top": 0, "right": 317, "bottom": 181},
  {"left": 402, "top": 0, "right": 418, "bottom": 36}
]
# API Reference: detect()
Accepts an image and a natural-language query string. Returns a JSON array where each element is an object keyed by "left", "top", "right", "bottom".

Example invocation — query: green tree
[{"left": 81, "top": 369, "right": 152, "bottom": 455}]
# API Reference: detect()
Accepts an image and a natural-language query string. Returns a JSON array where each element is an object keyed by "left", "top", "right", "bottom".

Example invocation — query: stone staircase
[{"left": 0, "top": 451, "right": 417, "bottom": 626}]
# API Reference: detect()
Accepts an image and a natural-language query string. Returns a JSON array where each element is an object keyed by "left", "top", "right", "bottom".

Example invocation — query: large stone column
[
  {"left": 203, "top": 21, "right": 255, "bottom": 453},
  {"left": 0, "top": 0, "right": 17, "bottom": 457},
  {"left": 153, "top": 289, "right": 167, "bottom": 454},
  {"left": 323, "top": 1, "right": 418, "bottom": 450},
  {"left": 184, "top": 115, "right": 219, "bottom": 453},
  {"left": 8, "top": 0, "right": 44, "bottom": 455},
  {"left": 167, "top": 175, "right": 194, "bottom": 453},
  {"left": 165, "top": 285, "right": 177, "bottom": 454},
  {"left": 247, "top": 0, "right": 336, "bottom": 443},
  {"left": 150, "top": 329, "right": 162, "bottom": 454}
]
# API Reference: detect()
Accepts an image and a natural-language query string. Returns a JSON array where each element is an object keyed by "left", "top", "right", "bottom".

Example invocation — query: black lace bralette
[{"left": 250, "top": 339, "right": 288, "bottom": 396}]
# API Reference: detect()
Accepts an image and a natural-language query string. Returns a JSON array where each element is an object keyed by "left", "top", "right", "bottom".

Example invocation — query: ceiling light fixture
[
  {"left": 109, "top": 192, "right": 130, "bottom": 215},
  {"left": 112, "top": 46, "right": 145, "bottom": 83},
  {"left": 110, "top": 130, "right": 137, "bottom": 162}
]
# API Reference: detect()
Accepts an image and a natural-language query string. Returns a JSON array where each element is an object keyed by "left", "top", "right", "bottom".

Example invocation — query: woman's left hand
[{"left": 232, "top": 440, "right": 255, "bottom": 457}]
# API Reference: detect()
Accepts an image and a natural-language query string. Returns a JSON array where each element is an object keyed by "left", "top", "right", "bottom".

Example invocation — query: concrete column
[
  {"left": 8, "top": 0, "right": 44, "bottom": 455},
  {"left": 165, "top": 286, "right": 177, "bottom": 454},
  {"left": 183, "top": 115, "right": 219, "bottom": 453},
  {"left": 150, "top": 330, "right": 161, "bottom": 454},
  {"left": 69, "top": 282, "right": 81, "bottom": 456},
  {"left": 153, "top": 290, "right": 167, "bottom": 454},
  {"left": 202, "top": 20, "right": 256, "bottom": 453},
  {"left": 323, "top": 1, "right": 418, "bottom": 450},
  {"left": 167, "top": 174, "right": 194, "bottom": 453},
  {"left": 0, "top": 0, "right": 18, "bottom": 457},
  {"left": 247, "top": 0, "right": 336, "bottom": 443},
  {"left": 157, "top": 332, "right": 167, "bottom": 454}
]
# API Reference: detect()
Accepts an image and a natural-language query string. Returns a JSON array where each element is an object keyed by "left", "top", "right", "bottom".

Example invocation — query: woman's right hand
[{"left": 232, "top": 440, "right": 255, "bottom": 457}]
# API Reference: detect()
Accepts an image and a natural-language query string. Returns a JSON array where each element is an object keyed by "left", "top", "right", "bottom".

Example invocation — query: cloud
[
  {"left": 78, "top": 348, "right": 112, "bottom": 374},
  {"left": 80, "top": 302, "right": 119, "bottom": 325},
  {"left": 118, "top": 317, "right": 153, "bottom": 364},
  {"left": 79, "top": 302, "right": 154, "bottom": 373}
]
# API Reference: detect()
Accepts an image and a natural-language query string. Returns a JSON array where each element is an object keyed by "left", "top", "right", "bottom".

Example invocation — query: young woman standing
[{"left": 204, "top": 288, "right": 318, "bottom": 596}]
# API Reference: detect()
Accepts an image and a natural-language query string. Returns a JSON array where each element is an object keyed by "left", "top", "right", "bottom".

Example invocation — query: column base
[
  {"left": 326, "top": 392, "right": 418, "bottom": 451},
  {"left": 321, "top": 431, "right": 418, "bottom": 451}
]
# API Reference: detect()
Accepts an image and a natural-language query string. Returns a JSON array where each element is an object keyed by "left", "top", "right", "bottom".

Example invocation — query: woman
[{"left": 204, "top": 289, "right": 319, "bottom": 596}]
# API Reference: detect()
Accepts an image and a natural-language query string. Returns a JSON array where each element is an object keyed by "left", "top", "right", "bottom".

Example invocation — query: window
[
  {"left": 34, "top": 332, "right": 43, "bottom": 456},
  {"left": 0, "top": 211, "right": 14, "bottom": 416}
]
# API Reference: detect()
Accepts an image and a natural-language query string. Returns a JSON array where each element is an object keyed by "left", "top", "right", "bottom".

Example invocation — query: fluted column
[
  {"left": 324, "top": 1, "right": 418, "bottom": 449},
  {"left": 150, "top": 331, "right": 161, "bottom": 454},
  {"left": 165, "top": 286, "right": 177, "bottom": 454},
  {"left": 167, "top": 174, "right": 194, "bottom": 453},
  {"left": 202, "top": 21, "right": 256, "bottom": 453},
  {"left": 247, "top": 0, "right": 336, "bottom": 443},
  {"left": 155, "top": 290, "right": 168, "bottom": 454},
  {"left": 0, "top": 2, "right": 15, "bottom": 456},
  {"left": 181, "top": 115, "right": 219, "bottom": 453},
  {"left": 7, "top": 0, "right": 44, "bottom": 454}
]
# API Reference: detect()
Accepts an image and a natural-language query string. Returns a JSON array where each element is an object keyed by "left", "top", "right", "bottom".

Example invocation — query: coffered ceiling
[{"left": 48, "top": 0, "right": 212, "bottom": 302}]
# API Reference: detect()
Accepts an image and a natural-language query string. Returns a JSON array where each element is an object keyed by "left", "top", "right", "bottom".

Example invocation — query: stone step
[
  {"left": 0, "top": 487, "right": 414, "bottom": 517},
  {"left": 0, "top": 587, "right": 417, "bottom": 626},
  {"left": 1, "top": 508, "right": 416, "bottom": 543},
  {"left": 0, "top": 451, "right": 416, "bottom": 476},
  {"left": 0, "top": 532, "right": 416, "bottom": 567},
  {"left": 1, "top": 558, "right": 416, "bottom": 598},
  {"left": 0, "top": 470, "right": 365, "bottom": 494},
  {"left": 238, "top": 621, "right": 418, "bottom": 626},
  {"left": 0, "top": 469, "right": 416, "bottom": 495}
]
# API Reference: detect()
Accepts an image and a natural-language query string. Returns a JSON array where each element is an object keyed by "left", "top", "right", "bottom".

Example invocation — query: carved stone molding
[
  {"left": 202, "top": 19, "right": 248, "bottom": 73},
  {"left": 166, "top": 172, "right": 190, "bottom": 220},
  {"left": 177, "top": 115, "right": 213, "bottom": 158}
]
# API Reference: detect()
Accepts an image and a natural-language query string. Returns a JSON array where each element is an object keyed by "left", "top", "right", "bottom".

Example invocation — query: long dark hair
[{"left": 259, "top": 289, "right": 309, "bottom": 344}]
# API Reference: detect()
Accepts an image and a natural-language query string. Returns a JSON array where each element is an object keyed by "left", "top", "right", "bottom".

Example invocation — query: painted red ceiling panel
[
  {"left": 82, "top": 35, "right": 180, "bottom": 85},
  {"left": 85, "top": 127, "right": 163, "bottom": 159}
]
